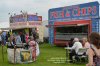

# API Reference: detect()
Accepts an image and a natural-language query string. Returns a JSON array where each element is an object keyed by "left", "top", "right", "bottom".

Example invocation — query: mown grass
[{"left": 0, "top": 43, "right": 86, "bottom": 66}]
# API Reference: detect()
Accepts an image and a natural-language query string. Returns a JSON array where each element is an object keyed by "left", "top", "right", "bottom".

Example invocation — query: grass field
[{"left": 0, "top": 43, "right": 86, "bottom": 66}]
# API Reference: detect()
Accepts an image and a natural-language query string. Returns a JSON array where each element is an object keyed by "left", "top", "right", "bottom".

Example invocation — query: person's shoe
[{"left": 70, "top": 60, "right": 73, "bottom": 63}]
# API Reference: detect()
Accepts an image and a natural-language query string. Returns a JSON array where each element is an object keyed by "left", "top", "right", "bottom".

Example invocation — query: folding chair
[{"left": 73, "top": 48, "right": 88, "bottom": 63}]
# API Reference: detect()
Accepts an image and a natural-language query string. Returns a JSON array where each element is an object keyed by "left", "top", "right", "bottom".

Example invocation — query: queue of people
[
  {"left": 9, "top": 32, "right": 39, "bottom": 51},
  {"left": 0, "top": 29, "right": 40, "bottom": 62}
]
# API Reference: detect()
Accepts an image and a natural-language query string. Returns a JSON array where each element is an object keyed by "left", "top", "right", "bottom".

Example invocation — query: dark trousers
[
  {"left": 69, "top": 50, "right": 76, "bottom": 62},
  {"left": 0, "top": 41, "right": 1, "bottom": 45},
  {"left": 25, "top": 44, "right": 29, "bottom": 49}
]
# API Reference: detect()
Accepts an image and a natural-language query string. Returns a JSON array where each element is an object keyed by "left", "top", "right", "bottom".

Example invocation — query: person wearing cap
[{"left": 69, "top": 38, "right": 82, "bottom": 63}]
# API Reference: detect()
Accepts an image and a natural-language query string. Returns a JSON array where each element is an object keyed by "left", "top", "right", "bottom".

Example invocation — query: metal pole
[
  {"left": 22, "top": 43, "right": 24, "bottom": 48},
  {"left": 34, "top": 41, "right": 36, "bottom": 62},
  {"left": 2, "top": 43, "right": 4, "bottom": 62},
  {"left": 14, "top": 45, "right": 16, "bottom": 64}
]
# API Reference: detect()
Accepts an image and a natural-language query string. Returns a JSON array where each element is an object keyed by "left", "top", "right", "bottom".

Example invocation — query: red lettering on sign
[
  {"left": 61, "top": 11, "right": 64, "bottom": 18},
  {"left": 77, "top": 9, "right": 80, "bottom": 16},
  {"left": 66, "top": 11, "right": 70, "bottom": 17},
  {"left": 50, "top": 12, "right": 58, "bottom": 19},
  {"left": 92, "top": 6, "right": 97, "bottom": 15},
  {"left": 82, "top": 8, "right": 86, "bottom": 16},
  {"left": 88, "top": 7, "right": 92, "bottom": 15},
  {"left": 75, "top": 7, "right": 80, "bottom": 16}
]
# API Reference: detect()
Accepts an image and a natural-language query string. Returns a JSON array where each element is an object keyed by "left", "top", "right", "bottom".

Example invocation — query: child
[{"left": 29, "top": 36, "right": 36, "bottom": 61}]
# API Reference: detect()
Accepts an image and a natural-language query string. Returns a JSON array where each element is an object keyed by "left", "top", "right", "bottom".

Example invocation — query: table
[{"left": 64, "top": 47, "right": 72, "bottom": 63}]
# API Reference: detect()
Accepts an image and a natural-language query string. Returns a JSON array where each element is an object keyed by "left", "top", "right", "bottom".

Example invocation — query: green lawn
[{"left": 0, "top": 43, "right": 86, "bottom": 66}]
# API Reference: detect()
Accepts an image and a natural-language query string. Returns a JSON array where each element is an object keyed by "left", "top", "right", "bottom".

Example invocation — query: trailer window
[
  {"left": 55, "top": 25, "right": 88, "bottom": 40},
  {"left": 56, "top": 25, "right": 88, "bottom": 33}
]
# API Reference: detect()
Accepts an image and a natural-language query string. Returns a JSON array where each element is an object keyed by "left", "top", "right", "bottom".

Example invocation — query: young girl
[{"left": 29, "top": 36, "right": 36, "bottom": 61}]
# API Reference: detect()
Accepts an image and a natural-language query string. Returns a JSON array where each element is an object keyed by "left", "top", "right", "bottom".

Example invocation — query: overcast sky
[{"left": 0, "top": 0, "right": 100, "bottom": 28}]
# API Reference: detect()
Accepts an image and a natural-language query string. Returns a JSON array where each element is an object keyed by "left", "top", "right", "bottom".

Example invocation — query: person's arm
[
  {"left": 19, "top": 36, "right": 22, "bottom": 43},
  {"left": 86, "top": 48, "right": 94, "bottom": 66},
  {"left": 71, "top": 42, "right": 76, "bottom": 50}
]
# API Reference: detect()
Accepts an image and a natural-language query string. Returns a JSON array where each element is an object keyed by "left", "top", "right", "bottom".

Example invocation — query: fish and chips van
[{"left": 48, "top": 1, "right": 100, "bottom": 46}]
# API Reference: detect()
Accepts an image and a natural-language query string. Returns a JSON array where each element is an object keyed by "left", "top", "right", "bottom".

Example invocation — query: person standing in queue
[
  {"left": 32, "top": 28, "right": 37, "bottom": 41},
  {"left": 0, "top": 32, "right": 2, "bottom": 45},
  {"left": 32, "top": 28, "right": 39, "bottom": 43},
  {"left": 25, "top": 33, "right": 29, "bottom": 49},
  {"left": 20, "top": 32, "right": 26, "bottom": 43},
  {"left": 15, "top": 33, "right": 22, "bottom": 44},
  {"left": 8, "top": 34, "right": 16, "bottom": 48}
]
